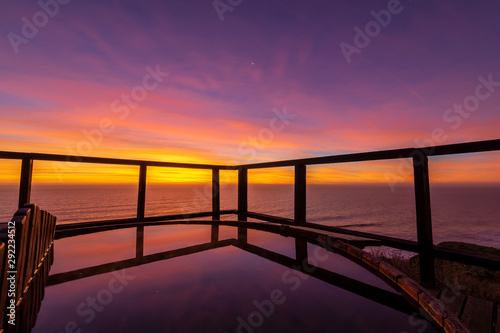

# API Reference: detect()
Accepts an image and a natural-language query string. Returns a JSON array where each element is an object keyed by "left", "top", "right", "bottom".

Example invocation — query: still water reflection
[{"left": 29, "top": 224, "right": 437, "bottom": 333}]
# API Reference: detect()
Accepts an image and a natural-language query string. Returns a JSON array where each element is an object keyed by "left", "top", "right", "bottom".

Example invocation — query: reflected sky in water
[{"left": 32, "top": 225, "right": 437, "bottom": 333}]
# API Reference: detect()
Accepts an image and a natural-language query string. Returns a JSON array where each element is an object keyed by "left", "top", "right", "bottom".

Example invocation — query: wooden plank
[
  {"left": 461, "top": 296, "right": 493, "bottom": 333},
  {"left": 378, "top": 261, "right": 404, "bottom": 288},
  {"left": 38, "top": 209, "right": 46, "bottom": 262},
  {"left": 50, "top": 214, "right": 57, "bottom": 242},
  {"left": 21, "top": 205, "right": 40, "bottom": 291},
  {"left": 42, "top": 209, "right": 50, "bottom": 253},
  {"left": 0, "top": 206, "right": 57, "bottom": 333},
  {"left": 398, "top": 276, "right": 424, "bottom": 308},
  {"left": 361, "top": 251, "right": 382, "bottom": 271},
  {"left": 419, "top": 291, "right": 450, "bottom": 327},
  {"left": 17, "top": 207, "right": 34, "bottom": 289}
]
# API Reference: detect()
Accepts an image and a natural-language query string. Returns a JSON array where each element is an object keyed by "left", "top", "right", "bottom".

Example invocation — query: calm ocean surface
[{"left": 0, "top": 184, "right": 498, "bottom": 248}]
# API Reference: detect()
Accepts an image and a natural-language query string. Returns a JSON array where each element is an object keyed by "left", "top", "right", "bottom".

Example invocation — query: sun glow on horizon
[{"left": 2, "top": 151, "right": 500, "bottom": 186}]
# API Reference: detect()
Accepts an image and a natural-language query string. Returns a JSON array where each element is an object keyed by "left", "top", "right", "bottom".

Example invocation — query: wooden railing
[
  {"left": 0, "top": 204, "right": 56, "bottom": 332},
  {"left": 1, "top": 138, "right": 500, "bottom": 287}
]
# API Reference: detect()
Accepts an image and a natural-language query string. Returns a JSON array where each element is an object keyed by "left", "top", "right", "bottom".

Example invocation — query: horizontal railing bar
[
  {"left": 239, "top": 139, "right": 500, "bottom": 169},
  {"left": 0, "top": 151, "right": 229, "bottom": 170},
  {"left": 2, "top": 139, "right": 499, "bottom": 171},
  {"left": 239, "top": 148, "right": 416, "bottom": 169},
  {"left": 430, "top": 138, "right": 500, "bottom": 156}
]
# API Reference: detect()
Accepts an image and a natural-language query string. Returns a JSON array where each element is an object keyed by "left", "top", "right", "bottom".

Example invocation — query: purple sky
[{"left": 1, "top": 0, "right": 500, "bottom": 168}]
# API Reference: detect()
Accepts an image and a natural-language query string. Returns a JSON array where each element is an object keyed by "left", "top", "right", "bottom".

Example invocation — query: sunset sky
[{"left": 1, "top": 0, "right": 500, "bottom": 184}]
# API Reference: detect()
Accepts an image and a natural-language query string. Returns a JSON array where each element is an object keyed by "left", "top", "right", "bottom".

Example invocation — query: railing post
[
  {"left": 238, "top": 168, "right": 248, "bottom": 242},
  {"left": 413, "top": 151, "right": 435, "bottom": 287},
  {"left": 137, "top": 164, "right": 147, "bottom": 220},
  {"left": 238, "top": 168, "right": 248, "bottom": 221},
  {"left": 19, "top": 158, "right": 33, "bottom": 208},
  {"left": 212, "top": 168, "right": 220, "bottom": 220},
  {"left": 295, "top": 164, "right": 306, "bottom": 224}
]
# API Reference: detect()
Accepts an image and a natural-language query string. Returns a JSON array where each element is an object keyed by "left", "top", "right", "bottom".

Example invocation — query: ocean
[{"left": 1, "top": 183, "right": 498, "bottom": 248}]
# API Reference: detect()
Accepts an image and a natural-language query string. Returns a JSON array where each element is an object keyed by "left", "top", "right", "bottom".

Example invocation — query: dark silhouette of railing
[{"left": 1, "top": 138, "right": 500, "bottom": 287}]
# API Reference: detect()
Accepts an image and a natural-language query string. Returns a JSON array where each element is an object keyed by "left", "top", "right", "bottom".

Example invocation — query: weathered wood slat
[
  {"left": 1, "top": 204, "right": 57, "bottom": 333},
  {"left": 419, "top": 291, "right": 451, "bottom": 327},
  {"left": 461, "top": 296, "right": 493, "bottom": 333}
]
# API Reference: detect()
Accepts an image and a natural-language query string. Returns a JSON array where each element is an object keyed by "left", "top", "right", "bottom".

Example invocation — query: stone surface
[{"left": 461, "top": 296, "right": 493, "bottom": 333}]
